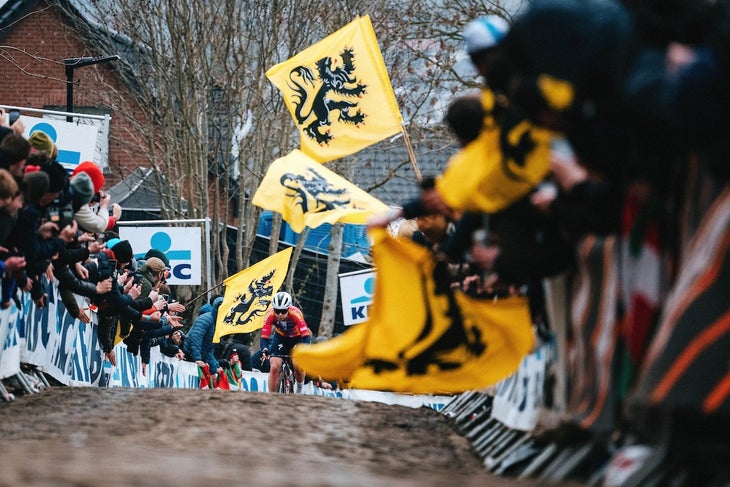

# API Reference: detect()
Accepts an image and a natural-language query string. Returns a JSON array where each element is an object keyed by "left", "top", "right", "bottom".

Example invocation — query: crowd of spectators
[{"left": 0, "top": 108, "right": 198, "bottom": 378}]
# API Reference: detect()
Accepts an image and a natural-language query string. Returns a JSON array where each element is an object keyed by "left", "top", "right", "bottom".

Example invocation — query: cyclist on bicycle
[{"left": 260, "top": 291, "right": 312, "bottom": 393}]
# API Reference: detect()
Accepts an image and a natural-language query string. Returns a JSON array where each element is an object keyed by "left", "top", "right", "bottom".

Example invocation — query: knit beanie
[
  {"left": 105, "top": 237, "right": 121, "bottom": 249},
  {"left": 144, "top": 248, "right": 170, "bottom": 267},
  {"left": 71, "top": 161, "right": 105, "bottom": 194},
  {"left": 28, "top": 131, "right": 56, "bottom": 156},
  {"left": 69, "top": 172, "right": 95, "bottom": 211},
  {"left": 110, "top": 239, "right": 134, "bottom": 263},
  {"left": 22, "top": 171, "right": 49, "bottom": 204}
]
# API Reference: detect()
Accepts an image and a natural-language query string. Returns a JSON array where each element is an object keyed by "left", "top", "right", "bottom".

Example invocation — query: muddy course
[{"left": 0, "top": 387, "right": 557, "bottom": 486}]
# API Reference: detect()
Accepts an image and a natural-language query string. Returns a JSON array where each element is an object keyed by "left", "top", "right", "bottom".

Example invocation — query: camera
[
  {"left": 98, "top": 258, "right": 117, "bottom": 281},
  {"left": 91, "top": 193, "right": 101, "bottom": 203},
  {"left": 45, "top": 197, "right": 75, "bottom": 231}
]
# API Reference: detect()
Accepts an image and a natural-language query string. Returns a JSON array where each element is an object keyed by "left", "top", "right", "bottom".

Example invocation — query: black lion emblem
[
  {"left": 288, "top": 47, "right": 367, "bottom": 144},
  {"left": 281, "top": 167, "right": 353, "bottom": 214},
  {"left": 222, "top": 270, "right": 276, "bottom": 326}
]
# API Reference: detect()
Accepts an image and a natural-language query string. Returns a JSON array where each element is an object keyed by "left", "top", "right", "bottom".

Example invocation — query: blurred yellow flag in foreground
[
  {"left": 293, "top": 229, "right": 534, "bottom": 394},
  {"left": 436, "top": 89, "right": 553, "bottom": 213}
]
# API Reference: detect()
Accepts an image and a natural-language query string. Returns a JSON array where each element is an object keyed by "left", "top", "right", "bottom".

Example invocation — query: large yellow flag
[
  {"left": 436, "top": 89, "right": 554, "bottom": 213},
  {"left": 293, "top": 229, "right": 535, "bottom": 394},
  {"left": 266, "top": 15, "right": 403, "bottom": 162},
  {"left": 252, "top": 149, "right": 390, "bottom": 233},
  {"left": 214, "top": 247, "right": 292, "bottom": 341}
]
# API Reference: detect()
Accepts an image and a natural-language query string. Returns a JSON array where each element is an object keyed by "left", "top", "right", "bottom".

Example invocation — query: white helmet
[{"left": 272, "top": 291, "right": 292, "bottom": 310}]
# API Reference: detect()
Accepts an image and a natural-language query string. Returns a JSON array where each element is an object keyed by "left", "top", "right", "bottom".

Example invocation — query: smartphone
[
  {"left": 132, "top": 274, "right": 142, "bottom": 285},
  {"left": 8, "top": 109, "right": 20, "bottom": 126}
]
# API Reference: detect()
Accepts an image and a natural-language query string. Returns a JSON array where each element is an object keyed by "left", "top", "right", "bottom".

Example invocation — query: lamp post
[{"left": 64, "top": 55, "right": 120, "bottom": 122}]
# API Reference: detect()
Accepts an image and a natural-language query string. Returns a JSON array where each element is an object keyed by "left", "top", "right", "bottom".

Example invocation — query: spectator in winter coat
[{"left": 183, "top": 296, "right": 223, "bottom": 382}]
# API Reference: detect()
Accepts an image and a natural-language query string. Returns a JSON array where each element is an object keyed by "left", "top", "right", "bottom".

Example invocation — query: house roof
[
  {"left": 352, "top": 131, "right": 457, "bottom": 207},
  {"left": 106, "top": 167, "right": 186, "bottom": 211}
]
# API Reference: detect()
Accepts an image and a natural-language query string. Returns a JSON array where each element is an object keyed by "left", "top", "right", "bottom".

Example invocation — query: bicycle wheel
[{"left": 276, "top": 365, "right": 291, "bottom": 394}]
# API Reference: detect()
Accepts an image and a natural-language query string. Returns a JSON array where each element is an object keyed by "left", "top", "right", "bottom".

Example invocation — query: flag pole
[{"left": 401, "top": 125, "right": 422, "bottom": 183}]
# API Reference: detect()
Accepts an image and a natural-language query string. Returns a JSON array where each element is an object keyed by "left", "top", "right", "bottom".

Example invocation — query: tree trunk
[{"left": 318, "top": 223, "right": 343, "bottom": 338}]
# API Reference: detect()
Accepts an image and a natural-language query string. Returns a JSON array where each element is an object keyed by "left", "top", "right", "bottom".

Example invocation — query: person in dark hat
[
  {"left": 144, "top": 248, "right": 170, "bottom": 268},
  {"left": 69, "top": 172, "right": 95, "bottom": 213},
  {"left": 109, "top": 239, "right": 134, "bottom": 267}
]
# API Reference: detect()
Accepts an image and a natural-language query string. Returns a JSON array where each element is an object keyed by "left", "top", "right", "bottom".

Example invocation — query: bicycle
[
  {"left": 262, "top": 350, "right": 295, "bottom": 394},
  {"left": 276, "top": 355, "right": 295, "bottom": 394}
]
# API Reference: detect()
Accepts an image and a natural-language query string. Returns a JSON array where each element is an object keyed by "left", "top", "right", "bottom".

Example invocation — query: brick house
[{"left": 0, "top": 0, "right": 150, "bottom": 188}]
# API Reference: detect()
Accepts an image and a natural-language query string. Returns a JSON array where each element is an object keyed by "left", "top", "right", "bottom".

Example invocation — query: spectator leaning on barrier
[
  {"left": 183, "top": 296, "right": 224, "bottom": 387},
  {"left": 150, "top": 329, "right": 186, "bottom": 360}
]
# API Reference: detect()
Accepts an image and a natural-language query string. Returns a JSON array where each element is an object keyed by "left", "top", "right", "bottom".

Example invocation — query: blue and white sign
[
  {"left": 338, "top": 268, "right": 376, "bottom": 326},
  {"left": 22, "top": 116, "right": 99, "bottom": 172},
  {"left": 120, "top": 226, "right": 202, "bottom": 285}
]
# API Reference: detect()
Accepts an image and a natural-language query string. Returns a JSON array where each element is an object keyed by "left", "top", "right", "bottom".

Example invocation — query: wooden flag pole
[{"left": 401, "top": 125, "right": 422, "bottom": 183}]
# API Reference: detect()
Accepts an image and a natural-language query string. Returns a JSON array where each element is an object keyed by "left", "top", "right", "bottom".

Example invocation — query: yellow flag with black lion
[
  {"left": 293, "top": 229, "right": 535, "bottom": 394},
  {"left": 266, "top": 15, "right": 403, "bottom": 163}
]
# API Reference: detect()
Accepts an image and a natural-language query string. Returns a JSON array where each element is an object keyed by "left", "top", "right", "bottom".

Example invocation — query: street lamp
[{"left": 64, "top": 55, "right": 120, "bottom": 122}]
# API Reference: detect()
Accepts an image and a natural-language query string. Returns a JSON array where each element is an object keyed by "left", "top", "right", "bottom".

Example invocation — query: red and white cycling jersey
[{"left": 261, "top": 306, "right": 311, "bottom": 339}]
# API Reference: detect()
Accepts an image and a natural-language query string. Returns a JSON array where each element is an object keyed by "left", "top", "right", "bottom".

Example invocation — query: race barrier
[{"left": 0, "top": 279, "right": 452, "bottom": 412}]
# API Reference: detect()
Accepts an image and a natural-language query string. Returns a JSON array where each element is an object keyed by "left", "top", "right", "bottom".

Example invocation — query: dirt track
[{"left": 0, "top": 387, "right": 555, "bottom": 486}]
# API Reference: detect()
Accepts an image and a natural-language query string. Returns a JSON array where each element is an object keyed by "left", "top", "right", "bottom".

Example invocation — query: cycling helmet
[{"left": 272, "top": 291, "right": 292, "bottom": 310}]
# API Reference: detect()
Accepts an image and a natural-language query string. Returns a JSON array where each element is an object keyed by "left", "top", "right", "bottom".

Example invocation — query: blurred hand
[
  {"left": 168, "top": 302, "right": 185, "bottom": 314},
  {"left": 148, "top": 290, "right": 159, "bottom": 302},
  {"left": 58, "top": 220, "right": 78, "bottom": 243},
  {"left": 168, "top": 315, "right": 183, "bottom": 328},
  {"left": 550, "top": 150, "right": 587, "bottom": 191},
  {"left": 34, "top": 293, "right": 47, "bottom": 308},
  {"left": 116, "top": 270, "right": 127, "bottom": 286},
  {"left": 105, "top": 350, "right": 116, "bottom": 366},
  {"left": 75, "top": 261, "right": 89, "bottom": 280},
  {"left": 111, "top": 203, "right": 122, "bottom": 220},
  {"left": 530, "top": 183, "right": 558, "bottom": 214},
  {"left": 3, "top": 255, "right": 25, "bottom": 275},
  {"left": 366, "top": 208, "right": 402, "bottom": 229},
  {"left": 10, "top": 118, "right": 25, "bottom": 135},
  {"left": 128, "top": 283, "right": 142, "bottom": 299},
  {"left": 37, "top": 221, "right": 59, "bottom": 239},
  {"left": 96, "top": 278, "right": 113, "bottom": 294},
  {"left": 76, "top": 307, "right": 91, "bottom": 324},
  {"left": 77, "top": 232, "right": 95, "bottom": 244},
  {"left": 98, "top": 191, "right": 111, "bottom": 208}
]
